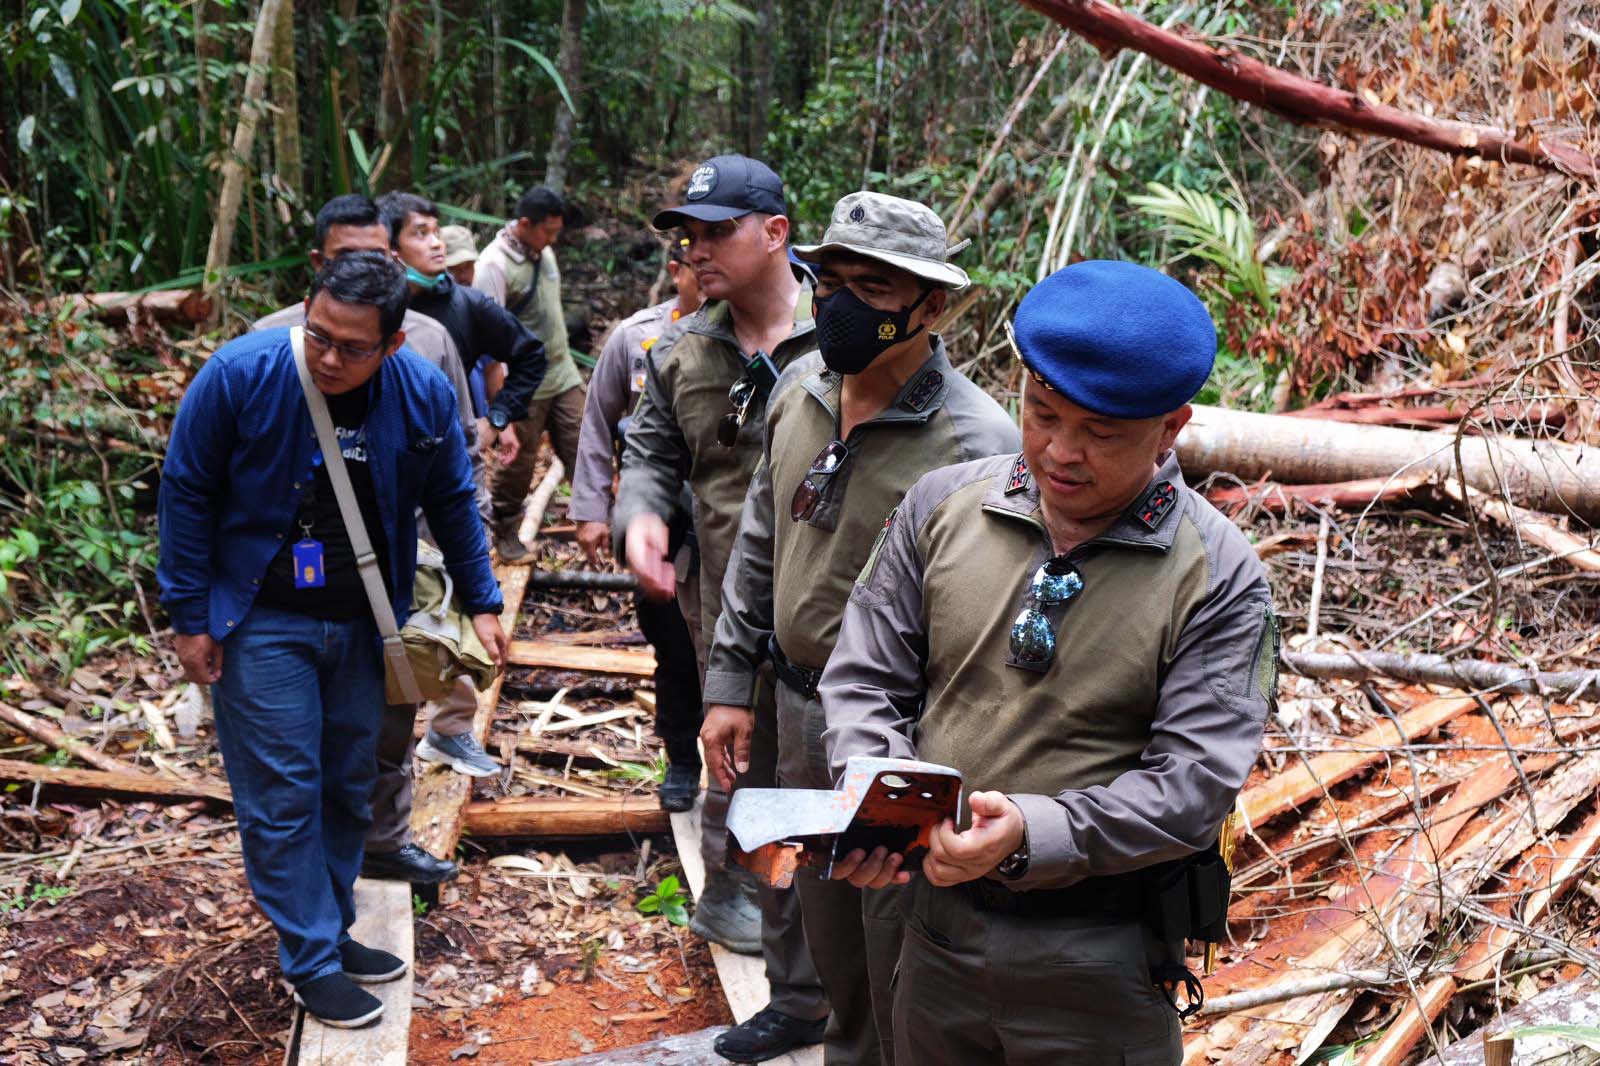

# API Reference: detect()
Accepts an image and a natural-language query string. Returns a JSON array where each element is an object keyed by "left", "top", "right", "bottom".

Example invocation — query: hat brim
[
  {"left": 652, "top": 203, "right": 750, "bottom": 229},
  {"left": 443, "top": 251, "right": 478, "bottom": 267},
  {"left": 791, "top": 241, "right": 970, "bottom": 290}
]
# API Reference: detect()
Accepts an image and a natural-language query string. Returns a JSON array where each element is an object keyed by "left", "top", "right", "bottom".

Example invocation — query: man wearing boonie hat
[
  {"left": 701, "top": 190, "right": 1018, "bottom": 1065},
  {"left": 816, "top": 260, "right": 1278, "bottom": 1064},
  {"left": 614, "top": 154, "right": 830, "bottom": 1063},
  {"left": 439, "top": 225, "right": 479, "bottom": 288}
]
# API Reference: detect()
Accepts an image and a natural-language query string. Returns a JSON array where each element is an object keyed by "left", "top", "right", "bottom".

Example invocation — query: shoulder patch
[
  {"left": 1135, "top": 480, "right": 1178, "bottom": 530},
  {"left": 1005, "top": 455, "right": 1031, "bottom": 496},
  {"left": 900, "top": 370, "right": 944, "bottom": 413}
]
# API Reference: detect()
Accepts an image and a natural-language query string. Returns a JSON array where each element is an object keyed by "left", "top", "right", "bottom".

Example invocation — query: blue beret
[{"left": 1013, "top": 261, "right": 1216, "bottom": 419}]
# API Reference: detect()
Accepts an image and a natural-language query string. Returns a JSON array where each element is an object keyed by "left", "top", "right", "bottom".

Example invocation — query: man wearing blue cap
[
  {"left": 615, "top": 155, "right": 829, "bottom": 1061},
  {"left": 817, "top": 261, "right": 1278, "bottom": 1063}
]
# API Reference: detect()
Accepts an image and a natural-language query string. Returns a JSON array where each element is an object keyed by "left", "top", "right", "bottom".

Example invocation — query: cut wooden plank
[
  {"left": 283, "top": 878, "right": 412, "bottom": 1066},
  {"left": 544, "top": 1027, "right": 730, "bottom": 1064},
  {"left": 670, "top": 799, "right": 821, "bottom": 1066},
  {"left": 541, "top": 627, "right": 646, "bottom": 646},
  {"left": 411, "top": 562, "right": 532, "bottom": 859},
  {"left": 1441, "top": 480, "right": 1600, "bottom": 574},
  {"left": 0, "top": 699, "right": 141, "bottom": 774},
  {"left": 44, "top": 288, "right": 213, "bottom": 323},
  {"left": 508, "top": 640, "right": 658, "bottom": 676},
  {"left": 463, "top": 794, "right": 670, "bottom": 837},
  {"left": 539, "top": 708, "right": 643, "bottom": 735},
  {"left": 0, "top": 758, "right": 232, "bottom": 804},
  {"left": 1416, "top": 974, "right": 1600, "bottom": 1066},
  {"left": 1237, "top": 696, "right": 1475, "bottom": 831}
]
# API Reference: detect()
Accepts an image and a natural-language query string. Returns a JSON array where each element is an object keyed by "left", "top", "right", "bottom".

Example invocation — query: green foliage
[
  {"left": 605, "top": 752, "right": 669, "bottom": 786},
  {"left": 636, "top": 874, "right": 689, "bottom": 926},
  {"left": 1126, "top": 181, "right": 1280, "bottom": 313},
  {"left": 3, "top": 881, "right": 73, "bottom": 913},
  {"left": 412, "top": 893, "right": 429, "bottom": 917},
  {"left": 1509, "top": 1025, "right": 1600, "bottom": 1051}
]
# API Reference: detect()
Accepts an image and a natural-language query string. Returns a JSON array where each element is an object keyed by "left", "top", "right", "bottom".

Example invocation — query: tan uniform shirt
[
  {"left": 474, "top": 228, "right": 583, "bottom": 401},
  {"left": 704, "top": 341, "right": 1020, "bottom": 705},
  {"left": 613, "top": 294, "right": 817, "bottom": 651},
  {"left": 821, "top": 451, "right": 1278, "bottom": 890},
  {"left": 568, "top": 299, "right": 681, "bottom": 525}
]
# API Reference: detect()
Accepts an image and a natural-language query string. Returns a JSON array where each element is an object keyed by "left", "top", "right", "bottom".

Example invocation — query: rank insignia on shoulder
[
  {"left": 1135, "top": 480, "right": 1178, "bottom": 529},
  {"left": 900, "top": 370, "right": 944, "bottom": 413},
  {"left": 1005, "top": 455, "right": 1032, "bottom": 496}
]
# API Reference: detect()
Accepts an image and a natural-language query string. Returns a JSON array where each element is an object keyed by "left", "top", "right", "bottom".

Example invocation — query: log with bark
[
  {"left": 1206, "top": 473, "right": 1432, "bottom": 514},
  {"left": 0, "top": 759, "right": 232, "bottom": 805},
  {"left": 1440, "top": 481, "right": 1600, "bottom": 574},
  {"left": 41, "top": 289, "right": 213, "bottom": 324},
  {"left": 1280, "top": 650, "right": 1600, "bottom": 701},
  {"left": 1017, "top": 0, "right": 1597, "bottom": 178},
  {"left": 0, "top": 700, "right": 141, "bottom": 775},
  {"left": 1178, "top": 405, "right": 1600, "bottom": 525},
  {"left": 462, "top": 794, "right": 670, "bottom": 838},
  {"left": 507, "top": 641, "right": 657, "bottom": 677}
]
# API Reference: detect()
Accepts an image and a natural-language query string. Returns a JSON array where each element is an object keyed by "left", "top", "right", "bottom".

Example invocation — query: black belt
[
  {"left": 769, "top": 638, "right": 822, "bottom": 700},
  {"left": 958, "top": 861, "right": 1179, "bottom": 922}
]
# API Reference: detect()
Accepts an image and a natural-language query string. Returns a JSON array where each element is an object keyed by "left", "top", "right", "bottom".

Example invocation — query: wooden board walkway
[
  {"left": 506, "top": 639, "right": 658, "bottom": 677},
  {"left": 282, "top": 878, "right": 413, "bottom": 1066}
]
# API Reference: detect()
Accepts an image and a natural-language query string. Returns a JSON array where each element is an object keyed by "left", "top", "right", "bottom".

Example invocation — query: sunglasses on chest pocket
[
  {"left": 790, "top": 440, "right": 851, "bottom": 524},
  {"left": 1007, "top": 556, "right": 1085, "bottom": 671}
]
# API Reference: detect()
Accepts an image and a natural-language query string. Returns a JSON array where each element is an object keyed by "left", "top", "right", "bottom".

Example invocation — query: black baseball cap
[{"left": 653, "top": 154, "right": 787, "bottom": 229}]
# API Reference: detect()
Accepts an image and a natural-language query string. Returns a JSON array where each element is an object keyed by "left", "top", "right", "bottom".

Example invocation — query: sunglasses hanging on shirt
[
  {"left": 790, "top": 440, "right": 851, "bottom": 524},
  {"left": 1007, "top": 556, "right": 1084, "bottom": 671},
  {"left": 717, "top": 350, "right": 783, "bottom": 448}
]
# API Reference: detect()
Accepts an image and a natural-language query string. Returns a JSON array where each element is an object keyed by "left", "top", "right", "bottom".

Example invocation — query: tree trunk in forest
[
  {"left": 746, "top": 0, "right": 776, "bottom": 156},
  {"left": 1176, "top": 405, "right": 1600, "bottom": 525},
  {"left": 1017, "top": 0, "right": 1598, "bottom": 180},
  {"left": 193, "top": 0, "right": 225, "bottom": 145},
  {"left": 201, "top": 0, "right": 286, "bottom": 325},
  {"left": 270, "top": 0, "right": 304, "bottom": 206},
  {"left": 378, "top": 0, "right": 431, "bottom": 191},
  {"left": 543, "top": 0, "right": 587, "bottom": 195},
  {"left": 336, "top": 0, "right": 361, "bottom": 129}
]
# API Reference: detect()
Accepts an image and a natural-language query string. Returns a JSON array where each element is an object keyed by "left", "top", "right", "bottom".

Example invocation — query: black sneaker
[
  {"left": 362, "top": 843, "right": 459, "bottom": 885},
  {"left": 689, "top": 872, "right": 762, "bottom": 955},
  {"left": 338, "top": 939, "right": 408, "bottom": 984},
  {"left": 713, "top": 1007, "right": 827, "bottom": 1063},
  {"left": 659, "top": 762, "right": 700, "bottom": 812},
  {"left": 294, "top": 973, "right": 383, "bottom": 1028}
]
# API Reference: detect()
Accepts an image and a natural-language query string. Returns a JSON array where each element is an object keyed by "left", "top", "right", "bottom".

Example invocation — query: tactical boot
[
  {"left": 712, "top": 1006, "right": 827, "bottom": 1063},
  {"left": 494, "top": 524, "right": 532, "bottom": 563},
  {"left": 689, "top": 871, "right": 762, "bottom": 955},
  {"left": 658, "top": 761, "right": 700, "bottom": 813}
]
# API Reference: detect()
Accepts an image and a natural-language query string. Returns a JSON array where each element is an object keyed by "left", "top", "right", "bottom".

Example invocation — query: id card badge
[{"left": 292, "top": 538, "right": 326, "bottom": 589}]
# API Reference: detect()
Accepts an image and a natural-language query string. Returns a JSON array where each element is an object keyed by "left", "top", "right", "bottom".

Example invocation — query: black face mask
[{"left": 814, "top": 284, "right": 931, "bottom": 375}]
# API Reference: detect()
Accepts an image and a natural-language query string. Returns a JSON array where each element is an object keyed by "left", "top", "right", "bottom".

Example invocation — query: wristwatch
[
  {"left": 996, "top": 831, "right": 1031, "bottom": 880},
  {"left": 488, "top": 408, "right": 510, "bottom": 430}
]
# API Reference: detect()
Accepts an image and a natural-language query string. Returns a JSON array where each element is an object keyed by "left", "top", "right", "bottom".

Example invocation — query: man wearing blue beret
[{"left": 817, "top": 260, "right": 1278, "bottom": 1063}]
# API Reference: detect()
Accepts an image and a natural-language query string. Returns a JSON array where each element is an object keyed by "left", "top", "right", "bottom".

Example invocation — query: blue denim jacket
[{"left": 158, "top": 328, "right": 503, "bottom": 639}]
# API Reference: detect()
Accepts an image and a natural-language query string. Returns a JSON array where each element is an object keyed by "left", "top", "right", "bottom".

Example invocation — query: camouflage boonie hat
[
  {"left": 794, "top": 191, "right": 970, "bottom": 290},
  {"left": 440, "top": 225, "right": 479, "bottom": 267}
]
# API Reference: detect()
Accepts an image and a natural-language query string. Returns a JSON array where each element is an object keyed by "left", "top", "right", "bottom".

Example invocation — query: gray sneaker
[
  {"left": 689, "top": 871, "right": 762, "bottom": 955},
  {"left": 416, "top": 731, "right": 501, "bottom": 777}
]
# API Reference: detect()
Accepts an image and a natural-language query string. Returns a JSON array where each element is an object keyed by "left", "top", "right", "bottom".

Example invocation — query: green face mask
[{"left": 405, "top": 266, "right": 447, "bottom": 290}]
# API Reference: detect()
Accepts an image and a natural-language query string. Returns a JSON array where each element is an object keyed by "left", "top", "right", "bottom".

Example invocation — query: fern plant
[{"left": 1126, "top": 181, "right": 1284, "bottom": 313}]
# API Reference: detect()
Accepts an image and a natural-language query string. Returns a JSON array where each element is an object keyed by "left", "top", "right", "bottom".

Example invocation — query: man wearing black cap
[
  {"left": 701, "top": 190, "right": 1019, "bottom": 1066},
  {"left": 614, "top": 155, "right": 828, "bottom": 1061},
  {"left": 818, "top": 262, "right": 1277, "bottom": 1063}
]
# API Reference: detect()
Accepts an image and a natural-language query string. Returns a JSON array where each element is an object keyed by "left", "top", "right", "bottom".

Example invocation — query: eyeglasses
[
  {"left": 1008, "top": 557, "right": 1084, "bottom": 669},
  {"left": 304, "top": 325, "right": 385, "bottom": 362},
  {"left": 790, "top": 440, "right": 850, "bottom": 523},
  {"left": 717, "top": 376, "right": 758, "bottom": 447}
]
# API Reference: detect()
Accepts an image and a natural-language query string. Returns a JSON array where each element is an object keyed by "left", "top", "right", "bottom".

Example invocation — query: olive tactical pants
[
  {"left": 490, "top": 383, "right": 587, "bottom": 530},
  {"left": 893, "top": 879, "right": 1182, "bottom": 1065},
  {"left": 776, "top": 680, "right": 905, "bottom": 1065},
  {"left": 366, "top": 674, "right": 479, "bottom": 854}
]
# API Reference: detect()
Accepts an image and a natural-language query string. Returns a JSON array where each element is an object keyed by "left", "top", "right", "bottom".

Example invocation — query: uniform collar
[
  {"left": 686, "top": 288, "right": 817, "bottom": 351},
  {"left": 497, "top": 225, "right": 530, "bottom": 263},
  {"left": 982, "top": 450, "right": 1189, "bottom": 553},
  {"left": 800, "top": 337, "right": 954, "bottom": 427}
]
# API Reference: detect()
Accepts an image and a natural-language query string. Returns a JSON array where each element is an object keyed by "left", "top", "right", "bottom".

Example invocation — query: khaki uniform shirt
[
  {"left": 614, "top": 294, "right": 816, "bottom": 651},
  {"left": 820, "top": 451, "right": 1278, "bottom": 890},
  {"left": 475, "top": 228, "right": 583, "bottom": 401},
  {"left": 569, "top": 300, "right": 681, "bottom": 525},
  {"left": 250, "top": 303, "right": 474, "bottom": 445},
  {"left": 704, "top": 341, "right": 1020, "bottom": 706}
]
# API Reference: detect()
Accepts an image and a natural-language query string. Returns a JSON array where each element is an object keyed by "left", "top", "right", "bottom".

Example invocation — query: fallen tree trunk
[
  {"left": 1206, "top": 473, "right": 1432, "bottom": 514},
  {"left": 1283, "top": 400, "right": 1567, "bottom": 431},
  {"left": 1178, "top": 405, "right": 1600, "bottom": 525},
  {"left": 1017, "top": 0, "right": 1598, "bottom": 178},
  {"left": 1441, "top": 481, "right": 1600, "bottom": 574},
  {"left": 0, "top": 700, "right": 141, "bottom": 775},
  {"left": 463, "top": 794, "right": 670, "bottom": 837},
  {"left": 42, "top": 290, "right": 213, "bottom": 324},
  {"left": 1280, "top": 650, "right": 1600, "bottom": 701},
  {"left": 0, "top": 758, "right": 232, "bottom": 804}
]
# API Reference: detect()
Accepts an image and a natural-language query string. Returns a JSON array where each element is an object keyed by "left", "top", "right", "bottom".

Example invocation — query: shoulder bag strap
[{"left": 290, "top": 328, "right": 422, "bottom": 703}]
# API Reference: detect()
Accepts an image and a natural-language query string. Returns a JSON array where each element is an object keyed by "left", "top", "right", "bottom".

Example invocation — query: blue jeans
[{"left": 211, "top": 605, "right": 384, "bottom": 985}]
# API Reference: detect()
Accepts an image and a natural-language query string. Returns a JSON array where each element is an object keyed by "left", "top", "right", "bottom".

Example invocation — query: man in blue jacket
[{"left": 157, "top": 252, "right": 508, "bottom": 1029}]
